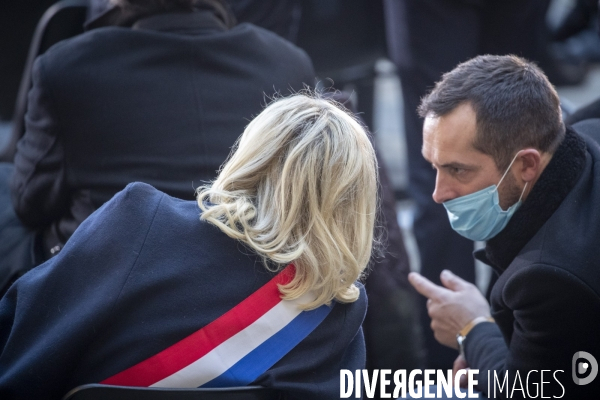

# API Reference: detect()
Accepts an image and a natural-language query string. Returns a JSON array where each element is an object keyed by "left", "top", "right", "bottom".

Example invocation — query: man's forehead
[{"left": 422, "top": 104, "right": 479, "bottom": 163}]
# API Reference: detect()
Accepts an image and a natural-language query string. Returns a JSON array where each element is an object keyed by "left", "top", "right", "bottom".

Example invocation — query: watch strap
[
  {"left": 456, "top": 316, "right": 495, "bottom": 357},
  {"left": 459, "top": 316, "right": 495, "bottom": 338}
]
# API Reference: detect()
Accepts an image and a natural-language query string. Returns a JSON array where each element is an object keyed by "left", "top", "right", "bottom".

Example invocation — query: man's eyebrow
[{"left": 438, "top": 162, "right": 478, "bottom": 170}]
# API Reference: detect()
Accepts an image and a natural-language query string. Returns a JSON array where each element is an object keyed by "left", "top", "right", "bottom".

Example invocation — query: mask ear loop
[
  {"left": 517, "top": 182, "right": 528, "bottom": 202},
  {"left": 495, "top": 151, "right": 522, "bottom": 192}
]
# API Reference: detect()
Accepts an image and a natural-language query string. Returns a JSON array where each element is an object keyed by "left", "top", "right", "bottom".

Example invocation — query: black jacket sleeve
[
  {"left": 11, "top": 55, "right": 68, "bottom": 229},
  {"left": 465, "top": 264, "right": 600, "bottom": 399}
]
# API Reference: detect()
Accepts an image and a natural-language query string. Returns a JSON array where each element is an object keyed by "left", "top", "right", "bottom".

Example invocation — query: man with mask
[{"left": 409, "top": 54, "right": 600, "bottom": 398}]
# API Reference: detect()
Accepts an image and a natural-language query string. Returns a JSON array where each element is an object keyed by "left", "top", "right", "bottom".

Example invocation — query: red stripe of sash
[{"left": 101, "top": 264, "right": 295, "bottom": 387}]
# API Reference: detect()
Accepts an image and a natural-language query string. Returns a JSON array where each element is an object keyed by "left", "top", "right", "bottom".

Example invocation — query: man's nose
[{"left": 432, "top": 174, "right": 456, "bottom": 204}]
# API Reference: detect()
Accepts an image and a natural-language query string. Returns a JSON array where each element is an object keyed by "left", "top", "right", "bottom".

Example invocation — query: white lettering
[
  {"left": 454, "top": 370, "right": 466, "bottom": 399},
  {"left": 380, "top": 369, "right": 391, "bottom": 398},
  {"left": 424, "top": 370, "right": 435, "bottom": 398},
  {"left": 467, "top": 369, "right": 479, "bottom": 398},
  {"left": 493, "top": 370, "right": 509, "bottom": 398},
  {"left": 437, "top": 369, "right": 453, "bottom": 398},
  {"left": 541, "top": 370, "right": 550, "bottom": 398},
  {"left": 553, "top": 370, "right": 565, "bottom": 398},
  {"left": 340, "top": 370, "right": 353, "bottom": 398},
  {"left": 393, "top": 370, "right": 407, "bottom": 399},
  {"left": 338, "top": 368, "right": 570, "bottom": 399},
  {"left": 526, "top": 370, "right": 539, "bottom": 398},
  {"left": 409, "top": 369, "right": 422, "bottom": 398},
  {"left": 510, "top": 370, "right": 525, "bottom": 398},
  {"left": 363, "top": 369, "right": 378, "bottom": 399}
]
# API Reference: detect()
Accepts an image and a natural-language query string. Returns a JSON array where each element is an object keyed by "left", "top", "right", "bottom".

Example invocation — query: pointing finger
[
  {"left": 409, "top": 272, "right": 449, "bottom": 300},
  {"left": 440, "top": 269, "right": 470, "bottom": 292}
]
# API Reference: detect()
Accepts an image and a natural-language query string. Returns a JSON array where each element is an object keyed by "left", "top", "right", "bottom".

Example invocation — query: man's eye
[{"left": 450, "top": 167, "right": 465, "bottom": 175}]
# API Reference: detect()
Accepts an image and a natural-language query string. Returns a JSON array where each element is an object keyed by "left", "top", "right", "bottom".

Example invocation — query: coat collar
[
  {"left": 474, "top": 127, "right": 587, "bottom": 272},
  {"left": 131, "top": 11, "right": 227, "bottom": 34},
  {"left": 85, "top": 6, "right": 227, "bottom": 33}
]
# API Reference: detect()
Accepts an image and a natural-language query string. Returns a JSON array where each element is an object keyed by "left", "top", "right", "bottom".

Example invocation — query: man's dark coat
[{"left": 467, "top": 126, "right": 600, "bottom": 399}]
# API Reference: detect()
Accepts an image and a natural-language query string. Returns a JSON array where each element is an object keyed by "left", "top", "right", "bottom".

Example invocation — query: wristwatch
[{"left": 456, "top": 316, "right": 495, "bottom": 357}]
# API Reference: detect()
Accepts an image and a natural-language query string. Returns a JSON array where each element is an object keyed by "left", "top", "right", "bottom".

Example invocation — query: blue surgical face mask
[{"left": 443, "top": 152, "right": 528, "bottom": 242}]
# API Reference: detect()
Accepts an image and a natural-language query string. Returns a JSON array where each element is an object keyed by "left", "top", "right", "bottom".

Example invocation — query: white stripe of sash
[{"left": 150, "top": 292, "right": 314, "bottom": 388}]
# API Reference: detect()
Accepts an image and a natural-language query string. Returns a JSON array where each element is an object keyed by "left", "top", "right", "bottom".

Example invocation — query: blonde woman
[{"left": 0, "top": 94, "right": 379, "bottom": 400}]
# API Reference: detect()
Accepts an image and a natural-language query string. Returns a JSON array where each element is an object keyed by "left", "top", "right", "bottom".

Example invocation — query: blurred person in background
[
  {"left": 0, "top": 0, "right": 57, "bottom": 124},
  {"left": 1, "top": 0, "right": 314, "bottom": 293},
  {"left": 551, "top": 0, "right": 600, "bottom": 73},
  {"left": 560, "top": 0, "right": 600, "bottom": 126},
  {"left": 227, "top": 0, "right": 301, "bottom": 43}
]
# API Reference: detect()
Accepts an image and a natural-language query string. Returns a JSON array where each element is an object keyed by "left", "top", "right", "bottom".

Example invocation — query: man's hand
[{"left": 408, "top": 269, "right": 490, "bottom": 349}]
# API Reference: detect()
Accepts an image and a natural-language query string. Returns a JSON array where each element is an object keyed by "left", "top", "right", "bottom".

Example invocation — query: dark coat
[
  {"left": 466, "top": 127, "right": 600, "bottom": 399},
  {"left": 227, "top": 0, "right": 300, "bottom": 42},
  {"left": 10, "top": 10, "right": 314, "bottom": 255},
  {"left": 0, "top": 182, "right": 367, "bottom": 400}
]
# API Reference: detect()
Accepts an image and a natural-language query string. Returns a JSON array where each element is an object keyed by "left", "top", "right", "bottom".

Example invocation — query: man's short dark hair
[{"left": 418, "top": 55, "right": 565, "bottom": 171}]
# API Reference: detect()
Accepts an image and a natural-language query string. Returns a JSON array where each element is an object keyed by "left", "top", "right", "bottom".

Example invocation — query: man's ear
[{"left": 517, "top": 149, "right": 543, "bottom": 183}]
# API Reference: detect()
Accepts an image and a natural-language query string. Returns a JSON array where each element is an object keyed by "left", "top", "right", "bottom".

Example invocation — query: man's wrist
[
  {"left": 456, "top": 316, "right": 495, "bottom": 357},
  {"left": 459, "top": 316, "right": 495, "bottom": 337}
]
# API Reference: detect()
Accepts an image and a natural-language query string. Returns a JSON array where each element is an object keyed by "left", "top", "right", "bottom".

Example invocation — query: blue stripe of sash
[{"left": 201, "top": 303, "right": 332, "bottom": 388}]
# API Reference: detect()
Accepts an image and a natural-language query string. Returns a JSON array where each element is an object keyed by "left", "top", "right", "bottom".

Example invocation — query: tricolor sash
[{"left": 101, "top": 264, "right": 332, "bottom": 388}]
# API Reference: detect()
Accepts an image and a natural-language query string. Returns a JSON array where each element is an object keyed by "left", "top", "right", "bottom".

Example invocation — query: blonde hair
[{"left": 197, "top": 93, "right": 378, "bottom": 309}]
